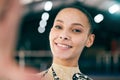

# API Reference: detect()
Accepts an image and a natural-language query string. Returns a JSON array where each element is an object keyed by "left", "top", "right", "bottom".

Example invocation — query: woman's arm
[{"left": 0, "top": 0, "right": 40, "bottom": 80}]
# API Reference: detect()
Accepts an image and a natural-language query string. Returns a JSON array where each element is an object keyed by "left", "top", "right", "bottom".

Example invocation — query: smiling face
[{"left": 49, "top": 8, "right": 95, "bottom": 65}]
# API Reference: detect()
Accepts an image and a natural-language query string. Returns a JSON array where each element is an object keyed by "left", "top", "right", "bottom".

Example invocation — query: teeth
[{"left": 57, "top": 43, "right": 70, "bottom": 48}]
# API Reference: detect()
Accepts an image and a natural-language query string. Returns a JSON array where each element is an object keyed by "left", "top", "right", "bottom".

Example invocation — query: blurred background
[{"left": 16, "top": 0, "right": 120, "bottom": 79}]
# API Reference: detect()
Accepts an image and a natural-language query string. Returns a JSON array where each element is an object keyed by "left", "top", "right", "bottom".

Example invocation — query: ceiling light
[
  {"left": 41, "top": 12, "right": 49, "bottom": 21},
  {"left": 44, "top": 1, "right": 53, "bottom": 11},
  {"left": 38, "top": 26, "right": 45, "bottom": 33},
  {"left": 39, "top": 20, "right": 47, "bottom": 28},
  {"left": 94, "top": 14, "right": 104, "bottom": 23},
  {"left": 108, "top": 4, "right": 120, "bottom": 14}
]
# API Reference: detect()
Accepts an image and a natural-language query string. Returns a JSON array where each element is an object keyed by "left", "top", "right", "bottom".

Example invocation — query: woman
[{"left": 39, "top": 5, "right": 95, "bottom": 80}]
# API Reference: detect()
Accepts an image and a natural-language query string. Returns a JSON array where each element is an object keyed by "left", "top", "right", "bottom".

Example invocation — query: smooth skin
[{"left": 49, "top": 8, "right": 95, "bottom": 67}]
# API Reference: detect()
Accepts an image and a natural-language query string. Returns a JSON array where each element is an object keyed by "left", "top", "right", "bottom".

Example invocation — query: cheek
[
  {"left": 73, "top": 36, "right": 87, "bottom": 47},
  {"left": 49, "top": 31, "right": 53, "bottom": 45},
  {"left": 49, "top": 31, "right": 54, "bottom": 51},
  {"left": 49, "top": 29, "right": 58, "bottom": 44},
  {"left": 72, "top": 38, "right": 87, "bottom": 56}
]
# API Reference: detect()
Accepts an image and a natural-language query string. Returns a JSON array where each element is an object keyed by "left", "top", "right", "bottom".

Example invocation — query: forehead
[
  {"left": 55, "top": 8, "right": 90, "bottom": 29},
  {"left": 56, "top": 8, "right": 88, "bottom": 19}
]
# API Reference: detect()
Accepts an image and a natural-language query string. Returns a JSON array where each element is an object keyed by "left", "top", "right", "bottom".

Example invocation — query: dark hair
[{"left": 60, "top": 5, "right": 95, "bottom": 33}]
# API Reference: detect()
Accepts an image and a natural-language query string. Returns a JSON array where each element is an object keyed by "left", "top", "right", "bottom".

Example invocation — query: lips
[{"left": 55, "top": 43, "right": 72, "bottom": 49}]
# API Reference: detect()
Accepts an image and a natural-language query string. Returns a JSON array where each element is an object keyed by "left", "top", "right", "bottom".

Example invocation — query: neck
[{"left": 53, "top": 57, "right": 79, "bottom": 67}]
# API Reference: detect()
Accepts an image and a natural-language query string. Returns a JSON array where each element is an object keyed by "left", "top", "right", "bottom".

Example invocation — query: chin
[{"left": 53, "top": 53, "right": 73, "bottom": 60}]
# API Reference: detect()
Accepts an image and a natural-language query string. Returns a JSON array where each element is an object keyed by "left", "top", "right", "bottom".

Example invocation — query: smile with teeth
[{"left": 56, "top": 43, "right": 72, "bottom": 48}]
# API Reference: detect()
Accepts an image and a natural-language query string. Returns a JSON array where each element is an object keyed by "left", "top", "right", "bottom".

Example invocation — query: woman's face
[{"left": 49, "top": 8, "right": 94, "bottom": 61}]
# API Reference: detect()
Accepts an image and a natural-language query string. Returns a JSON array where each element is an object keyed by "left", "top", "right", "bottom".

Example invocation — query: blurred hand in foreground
[{"left": 0, "top": 0, "right": 40, "bottom": 80}]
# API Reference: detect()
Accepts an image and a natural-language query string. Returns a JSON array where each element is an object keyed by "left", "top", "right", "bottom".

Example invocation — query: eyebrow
[
  {"left": 56, "top": 19, "right": 64, "bottom": 23},
  {"left": 72, "top": 23, "right": 85, "bottom": 28},
  {"left": 56, "top": 19, "right": 85, "bottom": 27}
]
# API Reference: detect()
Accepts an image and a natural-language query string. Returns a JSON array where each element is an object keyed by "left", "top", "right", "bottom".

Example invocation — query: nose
[{"left": 59, "top": 33, "right": 70, "bottom": 40}]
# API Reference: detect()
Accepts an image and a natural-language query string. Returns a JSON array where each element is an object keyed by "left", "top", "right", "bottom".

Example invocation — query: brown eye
[
  {"left": 55, "top": 25, "right": 62, "bottom": 29},
  {"left": 72, "top": 29, "right": 81, "bottom": 33}
]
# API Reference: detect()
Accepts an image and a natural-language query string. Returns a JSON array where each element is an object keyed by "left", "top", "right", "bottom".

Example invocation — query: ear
[{"left": 85, "top": 34, "right": 95, "bottom": 48}]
